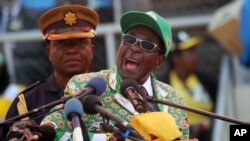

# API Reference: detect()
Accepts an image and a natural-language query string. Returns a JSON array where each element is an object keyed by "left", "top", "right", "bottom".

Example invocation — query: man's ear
[
  {"left": 156, "top": 55, "right": 165, "bottom": 69},
  {"left": 91, "top": 44, "right": 95, "bottom": 60},
  {"left": 91, "top": 44, "right": 95, "bottom": 52},
  {"left": 47, "top": 45, "right": 52, "bottom": 61}
]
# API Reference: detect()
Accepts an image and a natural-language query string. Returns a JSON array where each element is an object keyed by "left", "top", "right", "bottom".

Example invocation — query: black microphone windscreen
[
  {"left": 86, "top": 77, "right": 106, "bottom": 96},
  {"left": 80, "top": 95, "right": 102, "bottom": 115},
  {"left": 120, "top": 79, "right": 139, "bottom": 98},
  {"left": 38, "top": 125, "right": 56, "bottom": 141},
  {"left": 64, "top": 98, "right": 84, "bottom": 120}
]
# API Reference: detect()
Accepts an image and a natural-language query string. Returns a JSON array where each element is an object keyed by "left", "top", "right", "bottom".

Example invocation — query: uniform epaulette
[
  {"left": 17, "top": 80, "right": 46, "bottom": 96},
  {"left": 16, "top": 80, "right": 46, "bottom": 120}
]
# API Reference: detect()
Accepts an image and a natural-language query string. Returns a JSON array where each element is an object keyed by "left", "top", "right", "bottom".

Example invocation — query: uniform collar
[{"left": 46, "top": 74, "right": 64, "bottom": 92}]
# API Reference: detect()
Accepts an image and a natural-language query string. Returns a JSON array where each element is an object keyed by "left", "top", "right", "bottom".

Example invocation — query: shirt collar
[
  {"left": 108, "top": 66, "right": 154, "bottom": 96},
  {"left": 140, "top": 76, "right": 153, "bottom": 96}
]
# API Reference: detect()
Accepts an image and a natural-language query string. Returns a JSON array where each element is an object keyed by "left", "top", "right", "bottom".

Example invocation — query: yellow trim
[
  {"left": 17, "top": 94, "right": 29, "bottom": 121},
  {"left": 0, "top": 97, "right": 12, "bottom": 117},
  {"left": 169, "top": 71, "right": 212, "bottom": 125},
  {"left": 178, "top": 37, "right": 203, "bottom": 50},
  {"left": 45, "top": 31, "right": 96, "bottom": 40}
]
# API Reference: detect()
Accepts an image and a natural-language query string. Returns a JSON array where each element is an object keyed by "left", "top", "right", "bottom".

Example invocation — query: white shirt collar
[{"left": 140, "top": 76, "right": 153, "bottom": 96}]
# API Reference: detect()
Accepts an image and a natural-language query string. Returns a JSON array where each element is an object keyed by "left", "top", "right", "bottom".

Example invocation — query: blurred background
[{"left": 0, "top": 0, "right": 249, "bottom": 140}]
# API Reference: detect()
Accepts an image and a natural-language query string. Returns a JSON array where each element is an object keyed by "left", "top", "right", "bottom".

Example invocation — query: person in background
[
  {"left": 41, "top": 10, "right": 190, "bottom": 140},
  {"left": 0, "top": 52, "right": 26, "bottom": 122},
  {"left": 161, "top": 31, "right": 218, "bottom": 141},
  {"left": 0, "top": 4, "right": 99, "bottom": 140},
  {"left": 0, "top": 52, "right": 10, "bottom": 97},
  {"left": 0, "top": 53, "right": 20, "bottom": 122},
  {"left": 0, "top": 0, "right": 52, "bottom": 86},
  {"left": 0, "top": 0, "right": 46, "bottom": 124}
]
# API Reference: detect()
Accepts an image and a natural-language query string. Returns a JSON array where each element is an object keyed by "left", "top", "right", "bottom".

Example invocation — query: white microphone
[{"left": 64, "top": 98, "right": 84, "bottom": 141}]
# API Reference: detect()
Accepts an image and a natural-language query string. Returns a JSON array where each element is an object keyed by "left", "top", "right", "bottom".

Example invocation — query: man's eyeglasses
[{"left": 121, "top": 34, "right": 161, "bottom": 52}]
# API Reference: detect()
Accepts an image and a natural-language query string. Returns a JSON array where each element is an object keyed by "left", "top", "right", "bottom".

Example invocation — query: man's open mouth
[{"left": 124, "top": 58, "right": 139, "bottom": 70}]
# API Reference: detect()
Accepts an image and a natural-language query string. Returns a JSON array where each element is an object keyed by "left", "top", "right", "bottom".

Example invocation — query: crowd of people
[{"left": 0, "top": 1, "right": 226, "bottom": 141}]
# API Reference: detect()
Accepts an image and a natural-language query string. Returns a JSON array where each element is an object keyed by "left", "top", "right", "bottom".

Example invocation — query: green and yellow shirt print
[{"left": 41, "top": 66, "right": 189, "bottom": 140}]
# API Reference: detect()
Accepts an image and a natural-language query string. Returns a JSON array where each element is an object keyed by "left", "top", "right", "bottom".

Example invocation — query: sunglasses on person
[{"left": 121, "top": 34, "right": 161, "bottom": 52}]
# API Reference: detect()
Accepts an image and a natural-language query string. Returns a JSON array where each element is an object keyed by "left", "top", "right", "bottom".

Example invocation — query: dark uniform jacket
[{"left": 0, "top": 75, "right": 64, "bottom": 140}]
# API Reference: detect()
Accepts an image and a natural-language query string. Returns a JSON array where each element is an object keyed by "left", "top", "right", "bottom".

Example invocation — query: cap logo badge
[
  {"left": 167, "top": 38, "right": 171, "bottom": 48},
  {"left": 64, "top": 11, "right": 77, "bottom": 26}
]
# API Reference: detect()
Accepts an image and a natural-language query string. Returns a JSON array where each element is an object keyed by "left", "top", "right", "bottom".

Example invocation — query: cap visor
[
  {"left": 46, "top": 31, "right": 95, "bottom": 40},
  {"left": 179, "top": 37, "right": 203, "bottom": 50}
]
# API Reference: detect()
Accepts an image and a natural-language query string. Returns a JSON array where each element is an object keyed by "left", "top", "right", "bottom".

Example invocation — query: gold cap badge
[{"left": 64, "top": 11, "right": 77, "bottom": 26}]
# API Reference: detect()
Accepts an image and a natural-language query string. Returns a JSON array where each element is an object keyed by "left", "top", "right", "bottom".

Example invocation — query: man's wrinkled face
[
  {"left": 116, "top": 25, "right": 165, "bottom": 84},
  {"left": 48, "top": 38, "right": 94, "bottom": 77}
]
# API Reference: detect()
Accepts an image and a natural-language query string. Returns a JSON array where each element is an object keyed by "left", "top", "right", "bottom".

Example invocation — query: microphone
[
  {"left": 73, "top": 76, "right": 107, "bottom": 98},
  {"left": 120, "top": 79, "right": 145, "bottom": 113},
  {"left": 64, "top": 98, "right": 85, "bottom": 141},
  {"left": 0, "top": 77, "right": 106, "bottom": 126},
  {"left": 80, "top": 95, "right": 144, "bottom": 140},
  {"left": 80, "top": 95, "right": 132, "bottom": 128},
  {"left": 6, "top": 120, "right": 55, "bottom": 141}
]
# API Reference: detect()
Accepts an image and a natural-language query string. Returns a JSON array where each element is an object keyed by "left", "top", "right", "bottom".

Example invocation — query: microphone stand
[
  {"left": 0, "top": 95, "right": 74, "bottom": 126},
  {"left": 115, "top": 123, "right": 145, "bottom": 141},
  {"left": 100, "top": 114, "right": 144, "bottom": 141},
  {"left": 0, "top": 88, "right": 93, "bottom": 126},
  {"left": 146, "top": 96, "right": 250, "bottom": 125},
  {"left": 101, "top": 122, "right": 144, "bottom": 141},
  {"left": 79, "top": 119, "right": 90, "bottom": 141}
]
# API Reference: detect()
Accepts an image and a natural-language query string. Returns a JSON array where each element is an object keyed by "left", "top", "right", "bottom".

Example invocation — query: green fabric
[
  {"left": 88, "top": 132, "right": 94, "bottom": 140},
  {"left": 41, "top": 66, "right": 189, "bottom": 140},
  {"left": 120, "top": 11, "right": 172, "bottom": 56}
]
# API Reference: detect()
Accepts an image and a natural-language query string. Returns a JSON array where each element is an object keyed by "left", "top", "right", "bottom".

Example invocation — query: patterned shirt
[{"left": 41, "top": 66, "right": 189, "bottom": 140}]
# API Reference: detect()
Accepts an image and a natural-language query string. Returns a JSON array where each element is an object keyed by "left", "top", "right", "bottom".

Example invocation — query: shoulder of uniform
[{"left": 17, "top": 80, "right": 46, "bottom": 96}]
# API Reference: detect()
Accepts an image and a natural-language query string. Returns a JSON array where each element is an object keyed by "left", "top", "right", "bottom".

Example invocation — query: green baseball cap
[{"left": 120, "top": 11, "right": 172, "bottom": 56}]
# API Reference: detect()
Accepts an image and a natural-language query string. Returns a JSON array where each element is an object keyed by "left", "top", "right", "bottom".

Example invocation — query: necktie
[
  {"left": 138, "top": 85, "right": 149, "bottom": 98},
  {"left": 138, "top": 86, "right": 155, "bottom": 112}
]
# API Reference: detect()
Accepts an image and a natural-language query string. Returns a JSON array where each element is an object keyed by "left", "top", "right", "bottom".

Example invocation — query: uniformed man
[{"left": 0, "top": 4, "right": 99, "bottom": 140}]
